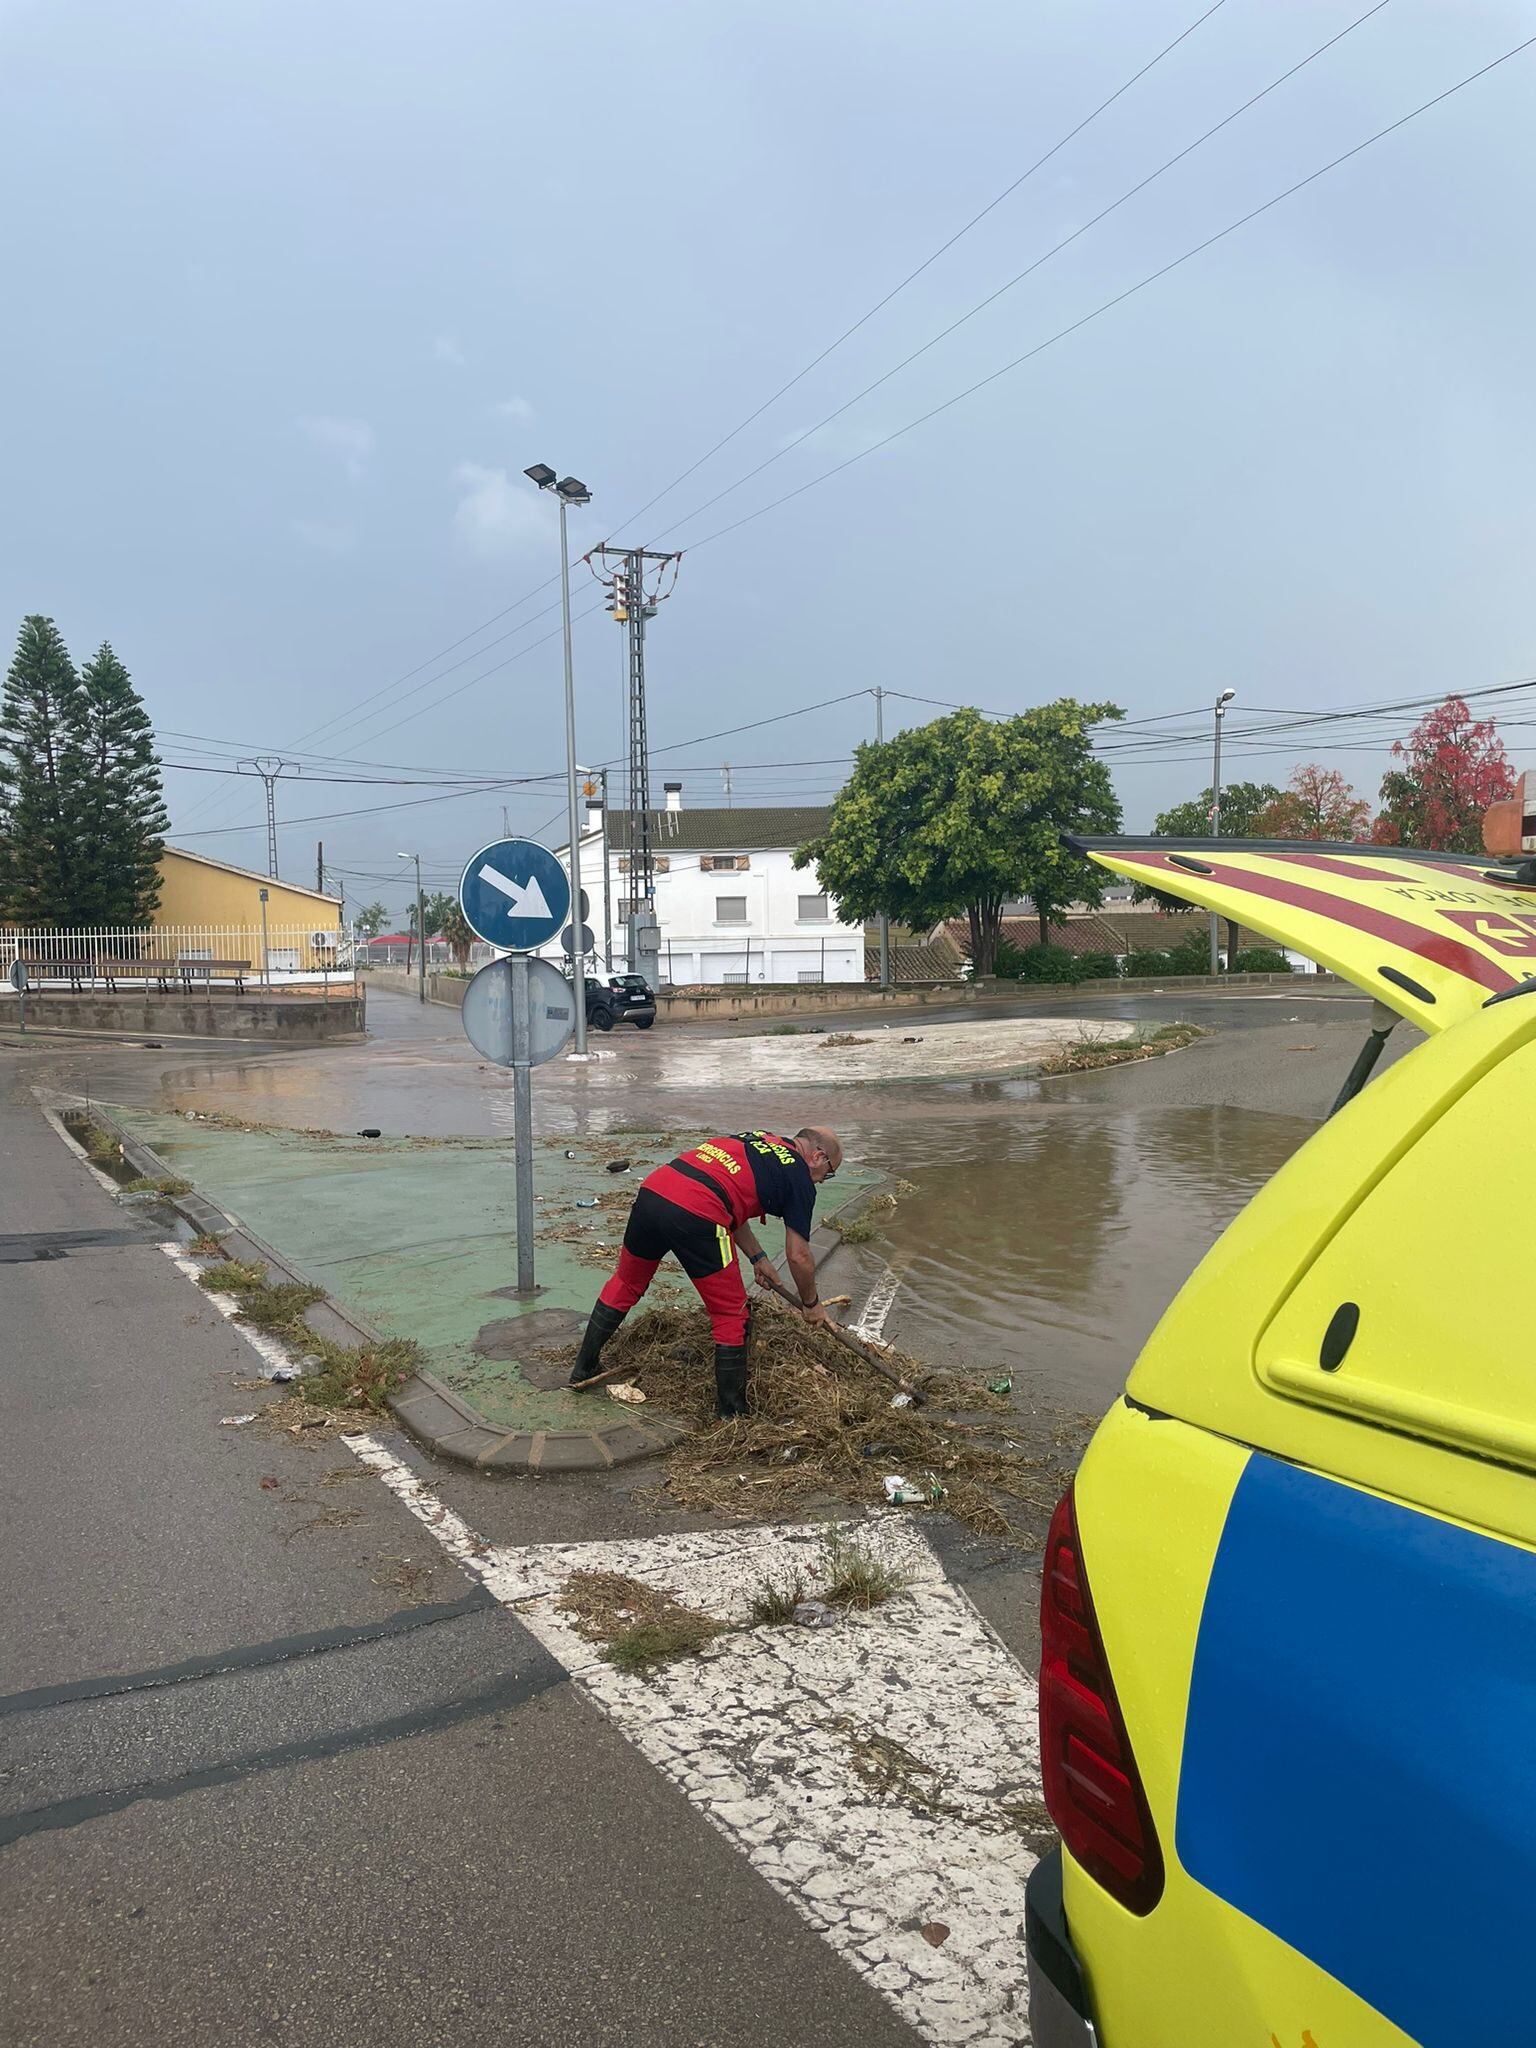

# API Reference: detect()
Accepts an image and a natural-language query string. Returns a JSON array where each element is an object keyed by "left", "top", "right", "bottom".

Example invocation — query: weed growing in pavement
[
  {"left": 197, "top": 1259, "right": 420, "bottom": 1415},
  {"left": 818, "top": 1530, "right": 912, "bottom": 1611},
  {"left": 188, "top": 1232, "right": 227, "bottom": 1257},
  {"left": 120, "top": 1175, "right": 193, "bottom": 1197},
  {"left": 199, "top": 1258, "right": 267, "bottom": 1291},
  {"left": 557, "top": 1568, "right": 729, "bottom": 1678},
  {"left": 745, "top": 1566, "right": 809, "bottom": 1626}
]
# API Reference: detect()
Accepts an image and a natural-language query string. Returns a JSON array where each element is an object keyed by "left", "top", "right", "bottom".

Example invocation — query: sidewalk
[{"left": 101, "top": 1106, "right": 885, "bottom": 1469}]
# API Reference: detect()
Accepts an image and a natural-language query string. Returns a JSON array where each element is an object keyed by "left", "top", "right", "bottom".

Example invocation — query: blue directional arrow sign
[{"left": 458, "top": 837, "right": 570, "bottom": 952}]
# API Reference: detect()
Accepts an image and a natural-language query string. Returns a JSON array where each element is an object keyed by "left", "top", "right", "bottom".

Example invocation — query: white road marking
[
  {"left": 852, "top": 1263, "right": 903, "bottom": 1345},
  {"left": 349, "top": 1431, "right": 1042, "bottom": 2046},
  {"left": 159, "top": 1242, "right": 299, "bottom": 1380}
]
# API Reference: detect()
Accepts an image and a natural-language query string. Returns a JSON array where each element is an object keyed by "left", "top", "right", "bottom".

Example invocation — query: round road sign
[
  {"left": 461, "top": 956, "right": 575, "bottom": 1068},
  {"left": 560, "top": 923, "right": 596, "bottom": 958},
  {"left": 458, "top": 837, "right": 571, "bottom": 952}
]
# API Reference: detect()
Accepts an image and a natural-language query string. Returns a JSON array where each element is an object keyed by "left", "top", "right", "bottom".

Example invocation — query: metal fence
[{"left": 0, "top": 923, "right": 355, "bottom": 987}]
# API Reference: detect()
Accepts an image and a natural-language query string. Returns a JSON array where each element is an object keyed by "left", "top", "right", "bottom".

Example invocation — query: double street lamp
[{"left": 525, "top": 463, "right": 590, "bottom": 1057}]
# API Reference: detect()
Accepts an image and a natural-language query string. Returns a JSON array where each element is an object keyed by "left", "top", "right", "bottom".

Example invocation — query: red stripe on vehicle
[{"left": 1144, "top": 854, "right": 1517, "bottom": 994}]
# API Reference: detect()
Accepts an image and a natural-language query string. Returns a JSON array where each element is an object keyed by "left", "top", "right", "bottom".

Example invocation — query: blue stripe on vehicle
[{"left": 1177, "top": 1453, "right": 1536, "bottom": 2048}]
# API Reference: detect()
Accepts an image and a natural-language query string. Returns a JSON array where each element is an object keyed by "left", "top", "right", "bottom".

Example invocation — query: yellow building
[{"left": 155, "top": 846, "right": 342, "bottom": 968}]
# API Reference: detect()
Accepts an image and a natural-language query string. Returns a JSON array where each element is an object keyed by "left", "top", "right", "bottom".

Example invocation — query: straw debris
[
  {"left": 557, "top": 1568, "right": 729, "bottom": 1677},
  {"left": 586, "top": 1303, "right": 1076, "bottom": 1545}
]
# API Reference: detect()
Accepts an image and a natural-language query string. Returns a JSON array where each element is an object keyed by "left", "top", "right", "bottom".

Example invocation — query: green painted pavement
[{"left": 110, "top": 1110, "right": 880, "bottom": 1432}]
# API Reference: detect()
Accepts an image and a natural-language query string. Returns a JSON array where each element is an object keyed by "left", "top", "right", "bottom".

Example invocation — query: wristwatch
[{"left": 748, "top": 1250, "right": 767, "bottom": 1266}]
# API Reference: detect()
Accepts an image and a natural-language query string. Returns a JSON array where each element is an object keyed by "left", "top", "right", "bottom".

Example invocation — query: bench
[
  {"left": 177, "top": 958, "right": 250, "bottom": 994},
  {"left": 16, "top": 957, "right": 96, "bottom": 992},
  {"left": 96, "top": 956, "right": 181, "bottom": 994}
]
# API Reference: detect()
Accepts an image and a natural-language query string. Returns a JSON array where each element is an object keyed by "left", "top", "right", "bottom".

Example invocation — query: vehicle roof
[{"left": 1069, "top": 836, "right": 1536, "bottom": 1031}]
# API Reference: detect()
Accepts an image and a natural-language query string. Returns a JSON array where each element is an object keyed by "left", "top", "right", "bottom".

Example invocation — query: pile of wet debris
[{"left": 564, "top": 1302, "right": 1082, "bottom": 1546}]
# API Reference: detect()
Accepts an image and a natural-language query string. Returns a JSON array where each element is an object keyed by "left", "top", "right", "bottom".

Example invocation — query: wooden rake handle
[{"left": 755, "top": 1270, "right": 926, "bottom": 1408}]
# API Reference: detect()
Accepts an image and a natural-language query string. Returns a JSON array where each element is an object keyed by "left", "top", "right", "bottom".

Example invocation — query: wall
[
  {"left": 536, "top": 825, "right": 863, "bottom": 984},
  {"left": 157, "top": 848, "right": 341, "bottom": 944},
  {"left": 6, "top": 991, "right": 366, "bottom": 1042}
]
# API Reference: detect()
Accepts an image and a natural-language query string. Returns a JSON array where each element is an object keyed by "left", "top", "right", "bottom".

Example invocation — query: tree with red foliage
[
  {"left": 1261, "top": 763, "right": 1370, "bottom": 841},
  {"left": 1371, "top": 696, "right": 1515, "bottom": 851}
]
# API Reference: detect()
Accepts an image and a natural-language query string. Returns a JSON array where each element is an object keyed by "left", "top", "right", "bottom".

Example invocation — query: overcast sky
[{"left": 2, "top": 0, "right": 1533, "bottom": 919}]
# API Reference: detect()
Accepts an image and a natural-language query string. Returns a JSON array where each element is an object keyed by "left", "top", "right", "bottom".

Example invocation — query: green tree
[
  {"left": 1132, "top": 780, "right": 1282, "bottom": 968},
  {"left": 407, "top": 889, "right": 456, "bottom": 938},
  {"left": 354, "top": 900, "right": 388, "bottom": 939},
  {"left": 0, "top": 615, "right": 83, "bottom": 926},
  {"left": 69, "top": 643, "right": 168, "bottom": 926},
  {"left": 439, "top": 901, "right": 474, "bottom": 965},
  {"left": 796, "top": 701, "right": 1123, "bottom": 975}
]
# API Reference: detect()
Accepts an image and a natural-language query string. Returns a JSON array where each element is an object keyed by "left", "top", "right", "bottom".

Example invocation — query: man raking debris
[{"left": 568, "top": 1127, "right": 842, "bottom": 1416}]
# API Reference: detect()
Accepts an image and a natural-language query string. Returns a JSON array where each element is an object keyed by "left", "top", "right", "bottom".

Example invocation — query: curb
[{"left": 45, "top": 1098, "right": 881, "bottom": 1477}]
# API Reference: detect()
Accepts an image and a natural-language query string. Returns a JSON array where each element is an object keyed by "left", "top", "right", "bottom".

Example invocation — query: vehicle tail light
[{"left": 1039, "top": 1484, "right": 1164, "bottom": 1913}]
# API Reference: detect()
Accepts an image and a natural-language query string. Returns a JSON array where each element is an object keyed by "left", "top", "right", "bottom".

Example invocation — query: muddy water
[{"left": 833, "top": 1102, "right": 1315, "bottom": 1413}]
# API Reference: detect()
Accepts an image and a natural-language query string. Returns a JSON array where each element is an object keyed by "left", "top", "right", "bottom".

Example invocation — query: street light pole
[
  {"left": 527, "top": 464, "right": 591, "bottom": 1057},
  {"left": 1209, "top": 688, "right": 1236, "bottom": 977},
  {"left": 557, "top": 490, "right": 588, "bottom": 1055}
]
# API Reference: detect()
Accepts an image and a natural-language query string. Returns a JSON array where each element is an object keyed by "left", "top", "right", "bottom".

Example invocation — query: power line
[
  {"left": 666, "top": 32, "right": 1536, "bottom": 564},
  {"left": 609, "top": 1, "right": 1230, "bottom": 539},
  {"left": 645, "top": 0, "right": 1393, "bottom": 548}
]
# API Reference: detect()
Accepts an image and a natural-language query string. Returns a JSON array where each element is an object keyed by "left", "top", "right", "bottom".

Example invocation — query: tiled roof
[
  {"left": 863, "top": 941, "right": 968, "bottom": 982},
  {"left": 604, "top": 806, "right": 830, "bottom": 854}
]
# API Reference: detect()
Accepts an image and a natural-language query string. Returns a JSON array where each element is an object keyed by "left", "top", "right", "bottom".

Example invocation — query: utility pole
[
  {"left": 1209, "top": 688, "right": 1235, "bottom": 976},
  {"left": 587, "top": 544, "right": 681, "bottom": 982},
  {"left": 722, "top": 762, "right": 733, "bottom": 808},
  {"left": 239, "top": 758, "right": 300, "bottom": 879},
  {"left": 398, "top": 851, "right": 425, "bottom": 1003},
  {"left": 874, "top": 688, "right": 891, "bottom": 990},
  {"left": 316, "top": 840, "right": 324, "bottom": 894}
]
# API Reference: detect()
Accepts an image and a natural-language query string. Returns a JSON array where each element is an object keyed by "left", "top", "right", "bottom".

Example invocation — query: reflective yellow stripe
[{"left": 717, "top": 1225, "right": 732, "bottom": 1268}]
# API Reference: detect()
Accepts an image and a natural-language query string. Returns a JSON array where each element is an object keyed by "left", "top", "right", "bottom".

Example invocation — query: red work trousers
[{"left": 598, "top": 1187, "right": 750, "bottom": 1345}]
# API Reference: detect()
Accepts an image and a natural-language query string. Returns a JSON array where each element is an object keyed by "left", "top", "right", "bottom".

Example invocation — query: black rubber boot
[
  {"left": 714, "top": 1342, "right": 750, "bottom": 1420},
  {"left": 567, "top": 1301, "right": 629, "bottom": 1388}
]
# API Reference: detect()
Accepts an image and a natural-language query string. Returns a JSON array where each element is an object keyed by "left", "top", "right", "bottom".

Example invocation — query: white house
[{"left": 543, "top": 787, "right": 862, "bottom": 986}]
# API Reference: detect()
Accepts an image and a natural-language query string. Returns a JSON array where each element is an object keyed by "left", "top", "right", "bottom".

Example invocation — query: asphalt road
[{"left": 0, "top": 1068, "right": 917, "bottom": 2048}]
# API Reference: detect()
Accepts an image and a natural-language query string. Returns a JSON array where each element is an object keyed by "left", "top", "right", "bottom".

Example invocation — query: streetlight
[
  {"left": 397, "top": 851, "right": 424, "bottom": 1004},
  {"left": 526, "top": 463, "right": 591, "bottom": 1056},
  {"left": 1209, "top": 688, "right": 1236, "bottom": 977}
]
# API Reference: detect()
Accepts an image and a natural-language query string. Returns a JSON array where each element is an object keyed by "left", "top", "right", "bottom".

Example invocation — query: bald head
[{"left": 795, "top": 1127, "right": 842, "bottom": 1181}]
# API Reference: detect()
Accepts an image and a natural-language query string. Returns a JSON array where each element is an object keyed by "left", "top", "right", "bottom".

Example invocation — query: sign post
[
  {"left": 510, "top": 954, "right": 537, "bottom": 1296},
  {"left": 459, "top": 840, "right": 574, "bottom": 1297}
]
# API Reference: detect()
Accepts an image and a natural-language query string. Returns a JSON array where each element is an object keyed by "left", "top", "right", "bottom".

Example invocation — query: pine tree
[
  {"left": 0, "top": 615, "right": 83, "bottom": 927},
  {"left": 69, "top": 644, "right": 169, "bottom": 926}
]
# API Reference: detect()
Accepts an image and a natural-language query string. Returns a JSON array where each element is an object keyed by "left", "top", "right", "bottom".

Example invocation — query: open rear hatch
[
  {"left": 1068, "top": 836, "right": 1536, "bottom": 1030},
  {"left": 1073, "top": 839, "right": 1536, "bottom": 1531}
]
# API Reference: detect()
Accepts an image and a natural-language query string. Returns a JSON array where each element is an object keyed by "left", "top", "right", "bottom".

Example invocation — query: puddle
[{"left": 839, "top": 1104, "right": 1316, "bottom": 1411}]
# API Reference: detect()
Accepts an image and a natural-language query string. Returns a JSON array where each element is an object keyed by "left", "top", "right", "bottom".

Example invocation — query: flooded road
[{"left": 7, "top": 979, "right": 1407, "bottom": 1417}]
